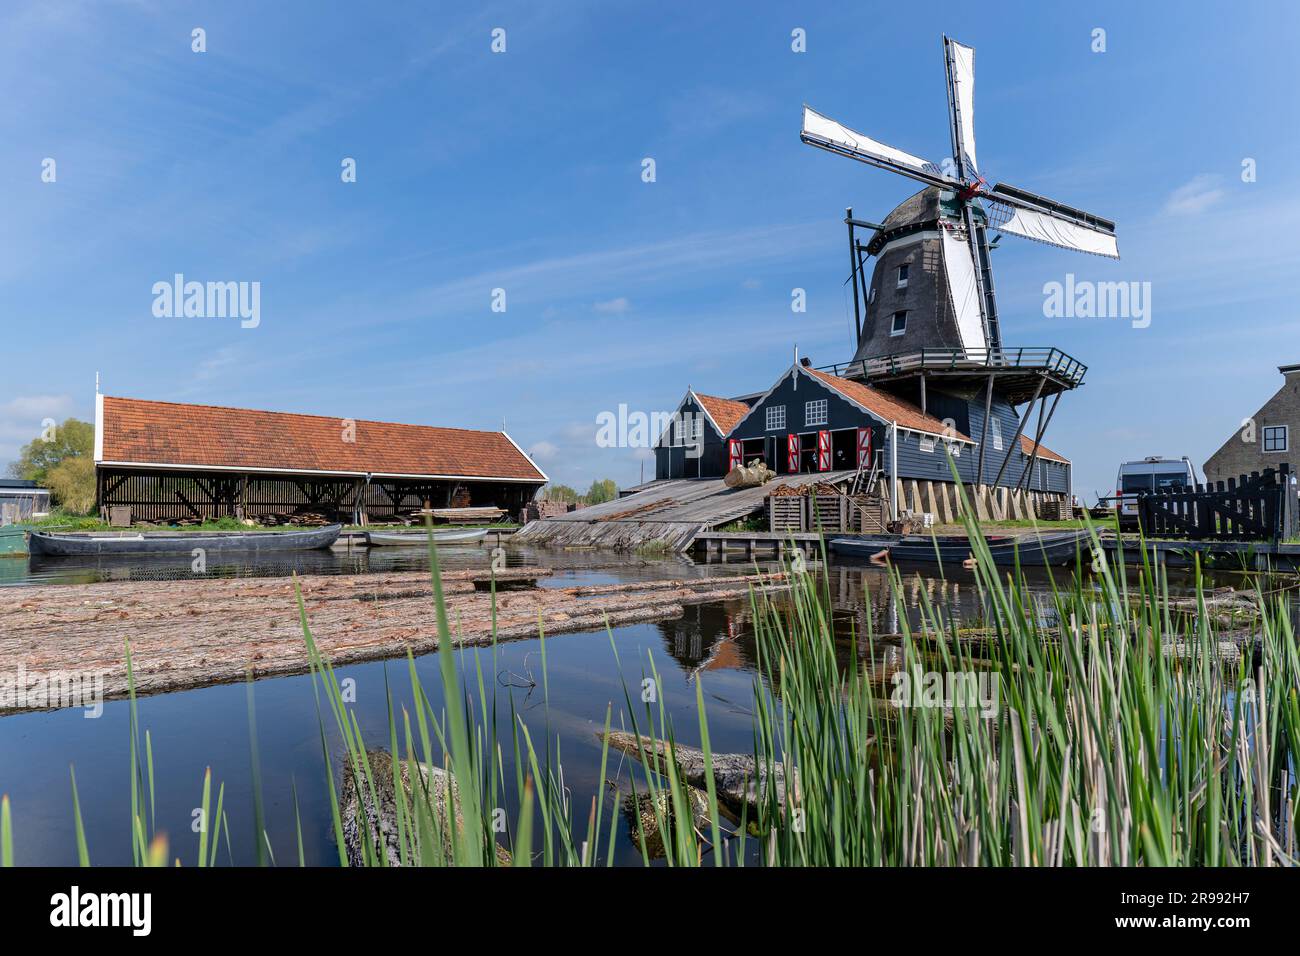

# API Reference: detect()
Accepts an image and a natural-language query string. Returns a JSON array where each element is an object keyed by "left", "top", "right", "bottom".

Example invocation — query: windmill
[
  {"left": 799, "top": 36, "right": 1119, "bottom": 489},
  {"left": 802, "top": 35, "right": 1118, "bottom": 357}
]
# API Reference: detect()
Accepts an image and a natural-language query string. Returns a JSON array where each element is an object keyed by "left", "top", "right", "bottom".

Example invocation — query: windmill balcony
[{"left": 818, "top": 347, "right": 1087, "bottom": 404}]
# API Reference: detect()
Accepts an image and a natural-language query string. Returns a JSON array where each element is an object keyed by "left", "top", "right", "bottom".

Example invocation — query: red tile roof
[
  {"left": 804, "top": 369, "right": 973, "bottom": 441},
  {"left": 99, "top": 396, "right": 546, "bottom": 481},
  {"left": 694, "top": 392, "right": 750, "bottom": 435},
  {"left": 1019, "top": 434, "right": 1069, "bottom": 464}
]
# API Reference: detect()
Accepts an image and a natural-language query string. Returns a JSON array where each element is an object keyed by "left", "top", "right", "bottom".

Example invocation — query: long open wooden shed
[{"left": 93, "top": 395, "right": 546, "bottom": 523}]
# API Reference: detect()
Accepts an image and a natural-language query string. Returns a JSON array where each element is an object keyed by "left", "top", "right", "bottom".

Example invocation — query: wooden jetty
[
  {"left": 1102, "top": 537, "right": 1300, "bottom": 572},
  {"left": 514, "top": 471, "right": 856, "bottom": 552},
  {"left": 695, "top": 531, "right": 823, "bottom": 561},
  {"left": 0, "top": 567, "right": 788, "bottom": 713}
]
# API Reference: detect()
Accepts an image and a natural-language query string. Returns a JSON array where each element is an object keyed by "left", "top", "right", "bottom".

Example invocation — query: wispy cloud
[
  {"left": 593, "top": 297, "right": 630, "bottom": 315},
  {"left": 1163, "top": 174, "right": 1225, "bottom": 215}
]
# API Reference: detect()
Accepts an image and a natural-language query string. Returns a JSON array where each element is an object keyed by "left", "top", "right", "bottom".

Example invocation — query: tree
[
  {"left": 542, "top": 484, "right": 581, "bottom": 504},
  {"left": 584, "top": 478, "right": 618, "bottom": 505},
  {"left": 7, "top": 417, "right": 94, "bottom": 484},
  {"left": 45, "top": 456, "right": 96, "bottom": 515}
]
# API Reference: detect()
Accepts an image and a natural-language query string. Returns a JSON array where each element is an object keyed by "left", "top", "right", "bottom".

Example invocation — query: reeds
[{"left": 2, "top": 511, "right": 1296, "bottom": 866}]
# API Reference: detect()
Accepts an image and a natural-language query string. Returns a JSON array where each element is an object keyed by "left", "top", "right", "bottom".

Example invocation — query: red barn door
[
  {"left": 787, "top": 434, "right": 800, "bottom": 473},
  {"left": 857, "top": 427, "right": 873, "bottom": 468},
  {"left": 727, "top": 439, "right": 743, "bottom": 471},
  {"left": 817, "top": 430, "right": 831, "bottom": 471}
]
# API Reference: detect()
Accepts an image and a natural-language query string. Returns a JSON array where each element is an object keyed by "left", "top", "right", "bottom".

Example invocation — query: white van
[{"left": 1114, "top": 457, "right": 1195, "bottom": 528}]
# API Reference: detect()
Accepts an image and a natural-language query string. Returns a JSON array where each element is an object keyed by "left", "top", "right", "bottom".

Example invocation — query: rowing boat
[
  {"left": 365, "top": 528, "right": 489, "bottom": 547},
  {"left": 28, "top": 524, "right": 342, "bottom": 556},
  {"left": 829, "top": 530, "right": 1089, "bottom": 568}
]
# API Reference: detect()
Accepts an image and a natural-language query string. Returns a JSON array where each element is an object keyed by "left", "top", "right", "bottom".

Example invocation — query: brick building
[{"left": 1203, "top": 364, "right": 1300, "bottom": 484}]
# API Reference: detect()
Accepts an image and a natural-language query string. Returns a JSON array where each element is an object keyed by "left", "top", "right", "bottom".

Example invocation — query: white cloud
[
  {"left": 1163, "top": 174, "right": 1225, "bottom": 215},
  {"left": 528, "top": 440, "right": 559, "bottom": 462},
  {"left": 593, "top": 297, "right": 630, "bottom": 315}
]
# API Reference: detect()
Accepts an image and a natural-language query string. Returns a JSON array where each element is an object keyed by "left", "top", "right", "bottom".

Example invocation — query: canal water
[{"left": 0, "top": 542, "right": 1256, "bottom": 866}]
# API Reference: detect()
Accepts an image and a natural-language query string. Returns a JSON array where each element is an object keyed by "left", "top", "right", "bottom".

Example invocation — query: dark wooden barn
[
  {"left": 93, "top": 395, "right": 547, "bottom": 523},
  {"left": 654, "top": 390, "right": 752, "bottom": 480}
]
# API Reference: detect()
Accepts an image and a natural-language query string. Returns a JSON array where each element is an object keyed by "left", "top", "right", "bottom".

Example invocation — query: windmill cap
[{"left": 1280, "top": 363, "right": 1300, "bottom": 376}]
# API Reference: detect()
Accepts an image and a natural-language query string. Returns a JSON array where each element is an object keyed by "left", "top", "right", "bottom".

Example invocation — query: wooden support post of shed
[
  {"left": 1018, "top": 391, "right": 1062, "bottom": 492},
  {"left": 992, "top": 374, "right": 1046, "bottom": 489},
  {"left": 975, "top": 374, "right": 993, "bottom": 486}
]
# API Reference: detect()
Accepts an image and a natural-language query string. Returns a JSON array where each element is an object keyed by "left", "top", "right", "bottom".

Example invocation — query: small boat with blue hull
[
  {"left": 365, "top": 528, "right": 488, "bottom": 547},
  {"left": 28, "top": 524, "right": 342, "bottom": 557},
  {"left": 829, "top": 530, "right": 1090, "bottom": 568}
]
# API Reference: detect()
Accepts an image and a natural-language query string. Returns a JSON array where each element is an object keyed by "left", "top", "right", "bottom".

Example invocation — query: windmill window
[
  {"left": 1264, "top": 425, "right": 1288, "bottom": 452},
  {"left": 891, "top": 311, "right": 908, "bottom": 336},
  {"left": 896, "top": 264, "right": 909, "bottom": 288},
  {"left": 805, "top": 400, "right": 827, "bottom": 427},
  {"left": 990, "top": 418, "right": 1003, "bottom": 451},
  {"left": 766, "top": 405, "right": 786, "bottom": 431},
  {"left": 948, "top": 441, "right": 962, "bottom": 458},
  {"left": 919, "top": 435, "right": 936, "bottom": 453}
]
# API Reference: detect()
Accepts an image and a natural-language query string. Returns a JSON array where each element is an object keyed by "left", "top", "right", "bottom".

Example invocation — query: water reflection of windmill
[{"left": 801, "top": 36, "right": 1119, "bottom": 487}]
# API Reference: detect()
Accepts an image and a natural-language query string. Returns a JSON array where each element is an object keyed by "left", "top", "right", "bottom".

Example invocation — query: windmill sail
[
  {"left": 801, "top": 106, "right": 947, "bottom": 187},
  {"left": 940, "top": 228, "right": 988, "bottom": 351},
  {"left": 991, "top": 204, "right": 1120, "bottom": 258},
  {"left": 944, "top": 38, "right": 977, "bottom": 174}
]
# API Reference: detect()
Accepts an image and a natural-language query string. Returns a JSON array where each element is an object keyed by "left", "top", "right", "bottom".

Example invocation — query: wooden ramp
[{"left": 515, "top": 471, "right": 855, "bottom": 551}]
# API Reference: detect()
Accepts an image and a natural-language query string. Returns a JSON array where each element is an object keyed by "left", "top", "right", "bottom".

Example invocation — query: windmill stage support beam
[
  {"left": 976, "top": 374, "right": 994, "bottom": 486},
  {"left": 1019, "top": 391, "right": 1062, "bottom": 492},
  {"left": 992, "top": 374, "right": 1046, "bottom": 489}
]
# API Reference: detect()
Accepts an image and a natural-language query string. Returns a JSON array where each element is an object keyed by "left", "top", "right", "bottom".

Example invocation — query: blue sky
[{"left": 3, "top": 0, "right": 1297, "bottom": 498}]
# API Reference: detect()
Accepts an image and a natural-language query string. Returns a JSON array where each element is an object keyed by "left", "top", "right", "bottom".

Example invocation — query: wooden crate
[{"left": 767, "top": 496, "right": 805, "bottom": 533}]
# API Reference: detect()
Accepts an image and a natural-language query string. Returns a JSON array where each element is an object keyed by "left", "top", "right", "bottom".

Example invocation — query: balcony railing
[{"left": 817, "top": 347, "right": 1087, "bottom": 387}]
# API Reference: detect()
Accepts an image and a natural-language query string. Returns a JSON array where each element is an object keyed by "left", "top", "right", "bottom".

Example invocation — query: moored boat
[
  {"left": 365, "top": 528, "right": 488, "bottom": 547},
  {"left": 0, "top": 525, "right": 30, "bottom": 557},
  {"left": 829, "top": 530, "right": 1090, "bottom": 568},
  {"left": 28, "top": 524, "right": 342, "bottom": 556}
]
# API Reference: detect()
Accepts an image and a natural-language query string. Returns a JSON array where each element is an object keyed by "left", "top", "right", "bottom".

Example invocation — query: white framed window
[
  {"left": 1264, "top": 425, "right": 1288, "bottom": 452},
  {"left": 891, "top": 311, "right": 907, "bottom": 336},
  {"left": 896, "top": 263, "right": 909, "bottom": 288},
  {"left": 688, "top": 415, "right": 702, "bottom": 444},
  {"left": 765, "top": 404, "right": 786, "bottom": 431},
  {"left": 919, "top": 435, "right": 936, "bottom": 453},
  {"left": 805, "top": 399, "right": 827, "bottom": 427},
  {"left": 948, "top": 441, "right": 961, "bottom": 458},
  {"left": 990, "top": 418, "right": 1003, "bottom": 451}
]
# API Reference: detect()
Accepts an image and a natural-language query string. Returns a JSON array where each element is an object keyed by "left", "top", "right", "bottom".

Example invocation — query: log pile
[{"left": 0, "top": 568, "right": 788, "bottom": 712}]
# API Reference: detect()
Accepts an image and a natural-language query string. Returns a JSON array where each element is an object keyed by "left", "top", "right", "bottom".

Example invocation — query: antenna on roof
[
  {"left": 95, "top": 371, "right": 101, "bottom": 396},
  {"left": 793, "top": 345, "right": 799, "bottom": 390}
]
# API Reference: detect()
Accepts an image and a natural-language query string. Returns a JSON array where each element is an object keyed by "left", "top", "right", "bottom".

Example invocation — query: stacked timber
[
  {"left": 1036, "top": 498, "right": 1072, "bottom": 522},
  {"left": 0, "top": 567, "right": 788, "bottom": 710}
]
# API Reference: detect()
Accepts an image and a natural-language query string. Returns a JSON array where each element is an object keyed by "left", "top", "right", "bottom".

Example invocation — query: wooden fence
[{"left": 1137, "top": 464, "right": 1298, "bottom": 542}]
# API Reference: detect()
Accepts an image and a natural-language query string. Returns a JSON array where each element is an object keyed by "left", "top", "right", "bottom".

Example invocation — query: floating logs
[{"left": 0, "top": 568, "right": 788, "bottom": 712}]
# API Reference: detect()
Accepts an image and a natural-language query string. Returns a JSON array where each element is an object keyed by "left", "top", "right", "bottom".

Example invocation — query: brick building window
[{"left": 1264, "top": 425, "right": 1288, "bottom": 452}]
